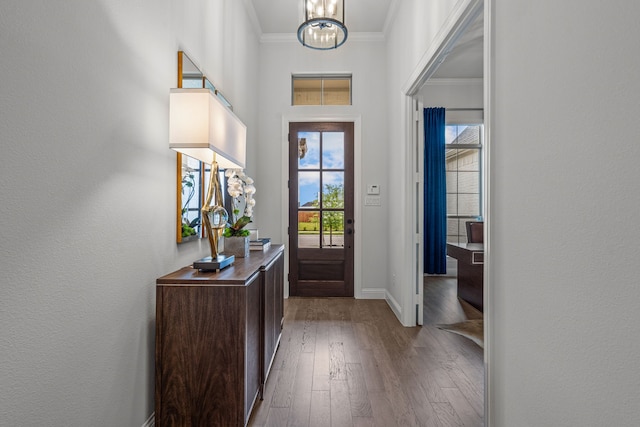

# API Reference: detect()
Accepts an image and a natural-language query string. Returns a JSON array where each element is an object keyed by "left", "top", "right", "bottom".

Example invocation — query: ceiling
[
  {"left": 248, "top": 0, "right": 483, "bottom": 79},
  {"left": 250, "top": 0, "right": 395, "bottom": 34}
]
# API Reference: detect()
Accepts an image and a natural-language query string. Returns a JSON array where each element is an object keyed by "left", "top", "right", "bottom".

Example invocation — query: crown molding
[{"left": 424, "top": 78, "right": 483, "bottom": 86}]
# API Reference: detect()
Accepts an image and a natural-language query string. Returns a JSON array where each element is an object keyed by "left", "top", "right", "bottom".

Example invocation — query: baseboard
[
  {"left": 385, "top": 291, "right": 403, "bottom": 321},
  {"left": 360, "top": 287, "right": 386, "bottom": 299},
  {"left": 142, "top": 413, "right": 154, "bottom": 427}
]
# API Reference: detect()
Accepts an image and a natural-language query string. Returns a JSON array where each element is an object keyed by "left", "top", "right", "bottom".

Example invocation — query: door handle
[{"left": 346, "top": 228, "right": 353, "bottom": 235}]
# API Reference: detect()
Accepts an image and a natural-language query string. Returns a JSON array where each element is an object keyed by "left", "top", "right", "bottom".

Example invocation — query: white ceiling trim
[{"left": 424, "top": 78, "right": 483, "bottom": 86}]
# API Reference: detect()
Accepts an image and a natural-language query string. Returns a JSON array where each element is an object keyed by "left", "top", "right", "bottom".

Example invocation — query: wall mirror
[
  {"left": 176, "top": 51, "right": 204, "bottom": 243},
  {"left": 175, "top": 51, "right": 234, "bottom": 243}
]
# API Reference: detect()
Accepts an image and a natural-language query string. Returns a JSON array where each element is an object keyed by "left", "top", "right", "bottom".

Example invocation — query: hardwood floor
[{"left": 249, "top": 277, "right": 484, "bottom": 427}]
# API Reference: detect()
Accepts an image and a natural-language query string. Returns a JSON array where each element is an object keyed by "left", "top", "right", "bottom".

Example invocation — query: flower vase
[{"left": 224, "top": 235, "right": 250, "bottom": 258}]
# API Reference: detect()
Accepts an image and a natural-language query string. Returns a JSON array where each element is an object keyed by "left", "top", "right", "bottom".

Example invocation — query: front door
[{"left": 288, "top": 122, "right": 354, "bottom": 297}]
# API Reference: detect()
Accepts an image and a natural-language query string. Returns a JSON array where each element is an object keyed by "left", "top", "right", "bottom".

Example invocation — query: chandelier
[{"left": 297, "top": 0, "right": 348, "bottom": 50}]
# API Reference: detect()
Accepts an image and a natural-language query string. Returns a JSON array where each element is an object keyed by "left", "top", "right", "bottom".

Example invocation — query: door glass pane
[
  {"left": 298, "top": 171, "right": 320, "bottom": 207},
  {"left": 298, "top": 132, "right": 320, "bottom": 169},
  {"left": 298, "top": 211, "right": 320, "bottom": 248},
  {"left": 322, "top": 211, "right": 344, "bottom": 248},
  {"left": 322, "top": 172, "right": 344, "bottom": 209},
  {"left": 322, "top": 132, "right": 344, "bottom": 169}
]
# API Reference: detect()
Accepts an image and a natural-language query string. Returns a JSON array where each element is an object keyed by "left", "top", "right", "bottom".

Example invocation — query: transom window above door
[{"left": 291, "top": 74, "right": 352, "bottom": 106}]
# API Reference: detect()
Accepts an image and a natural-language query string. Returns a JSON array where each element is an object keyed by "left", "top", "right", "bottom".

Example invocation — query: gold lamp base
[{"left": 199, "top": 160, "right": 231, "bottom": 271}]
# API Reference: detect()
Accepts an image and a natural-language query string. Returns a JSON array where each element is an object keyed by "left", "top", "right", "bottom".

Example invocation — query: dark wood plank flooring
[{"left": 249, "top": 277, "right": 484, "bottom": 426}]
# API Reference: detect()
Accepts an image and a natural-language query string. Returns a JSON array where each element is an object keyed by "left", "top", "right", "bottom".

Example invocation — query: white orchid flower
[{"left": 225, "top": 170, "right": 257, "bottom": 233}]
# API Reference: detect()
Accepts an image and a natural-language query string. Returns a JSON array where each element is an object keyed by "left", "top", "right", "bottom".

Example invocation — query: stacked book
[{"left": 249, "top": 237, "right": 271, "bottom": 251}]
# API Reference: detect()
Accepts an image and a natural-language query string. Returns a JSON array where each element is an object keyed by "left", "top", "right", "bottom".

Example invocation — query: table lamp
[{"left": 169, "top": 88, "right": 247, "bottom": 270}]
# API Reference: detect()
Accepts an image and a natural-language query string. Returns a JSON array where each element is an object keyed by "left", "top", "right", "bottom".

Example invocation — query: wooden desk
[{"left": 446, "top": 242, "right": 484, "bottom": 312}]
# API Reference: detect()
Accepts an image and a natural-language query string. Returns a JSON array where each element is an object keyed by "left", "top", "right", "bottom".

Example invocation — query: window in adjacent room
[
  {"left": 446, "top": 124, "right": 483, "bottom": 243},
  {"left": 292, "top": 74, "right": 352, "bottom": 106}
]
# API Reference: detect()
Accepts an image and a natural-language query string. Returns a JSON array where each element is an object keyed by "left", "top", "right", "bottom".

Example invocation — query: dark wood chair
[{"left": 466, "top": 221, "right": 484, "bottom": 243}]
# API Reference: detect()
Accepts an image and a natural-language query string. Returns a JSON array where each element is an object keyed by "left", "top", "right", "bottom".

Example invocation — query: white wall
[
  {"left": 256, "top": 38, "right": 389, "bottom": 298},
  {"left": 0, "top": 0, "right": 259, "bottom": 425},
  {"left": 488, "top": 0, "right": 640, "bottom": 425},
  {"left": 419, "top": 79, "right": 483, "bottom": 111}
]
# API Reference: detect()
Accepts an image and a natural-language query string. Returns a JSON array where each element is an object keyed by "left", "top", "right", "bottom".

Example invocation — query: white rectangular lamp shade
[{"left": 169, "top": 88, "right": 246, "bottom": 169}]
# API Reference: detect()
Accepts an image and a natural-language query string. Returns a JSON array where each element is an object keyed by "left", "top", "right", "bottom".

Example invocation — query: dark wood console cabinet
[{"left": 155, "top": 245, "right": 284, "bottom": 427}]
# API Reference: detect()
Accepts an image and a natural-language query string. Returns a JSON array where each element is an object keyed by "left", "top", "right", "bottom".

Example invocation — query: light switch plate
[
  {"left": 367, "top": 184, "right": 380, "bottom": 195},
  {"left": 365, "top": 196, "right": 381, "bottom": 206}
]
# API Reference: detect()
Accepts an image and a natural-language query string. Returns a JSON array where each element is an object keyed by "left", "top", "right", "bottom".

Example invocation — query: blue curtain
[{"left": 424, "top": 107, "right": 447, "bottom": 274}]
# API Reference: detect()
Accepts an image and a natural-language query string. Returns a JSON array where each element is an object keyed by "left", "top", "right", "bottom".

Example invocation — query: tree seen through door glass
[
  {"left": 322, "top": 211, "right": 344, "bottom": 248},
  {"left": 322, "top": 172, "right": 344, "bottom": 209}
]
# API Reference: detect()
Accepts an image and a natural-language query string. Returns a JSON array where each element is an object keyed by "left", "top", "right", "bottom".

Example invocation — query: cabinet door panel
[{"left": 157, "top": 286, "right": 244, "bottom": 426}]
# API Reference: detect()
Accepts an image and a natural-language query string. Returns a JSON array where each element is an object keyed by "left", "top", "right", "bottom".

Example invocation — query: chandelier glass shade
[{"left": 297, "top": 0, "right": 348, "bottom": 50}]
